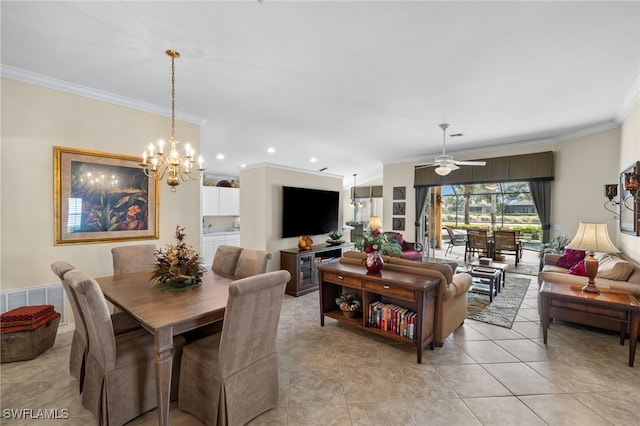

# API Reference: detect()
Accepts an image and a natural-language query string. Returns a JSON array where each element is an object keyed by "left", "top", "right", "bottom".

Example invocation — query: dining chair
[
  {"left": 111, "top": 244, "right": 157, "bottom": 275},
  {"left": 465, "top": 229, "right": 491, "bottom": 261},
  {"left": 50, "top": 261, "right": 140, "bottom": 391},
  {"left": 178, "top": 270, "right": 291, "bottom": 426},
  {"left": 444, "top": 226, "right": 467, "bottom": 256},
  {"left": 66, "top": 268, "right": 186, "bottom": 426},
  {"left": 110, "top": 244, "right": 157, "bottom": 314},
  {"left": 493, "top": 230, "right": 520, "bottom": 266}
]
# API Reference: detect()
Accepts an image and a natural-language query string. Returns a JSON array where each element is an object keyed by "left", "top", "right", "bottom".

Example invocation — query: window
[{"left": 438, "top": 182, "right": 541, "bottom": 239}]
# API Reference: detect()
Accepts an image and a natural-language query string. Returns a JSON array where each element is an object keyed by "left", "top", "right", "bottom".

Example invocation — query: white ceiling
[{"left": 2, "top": 1, "right": 639, "bottom": 187}]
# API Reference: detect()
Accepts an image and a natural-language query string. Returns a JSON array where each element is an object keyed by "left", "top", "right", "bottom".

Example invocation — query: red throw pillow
[
  {"left": 556, "top": 249, "right": 586, "bottom": 269},
  {"left": 568, "top": 261, "right": 588, "bottom": 276}
]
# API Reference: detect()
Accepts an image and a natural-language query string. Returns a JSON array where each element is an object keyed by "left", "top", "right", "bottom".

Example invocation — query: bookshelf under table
[{"left": 317, "top": 262, "right": 440, "bottom": 363}]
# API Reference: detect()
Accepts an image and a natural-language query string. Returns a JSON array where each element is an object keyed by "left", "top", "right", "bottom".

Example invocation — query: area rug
[{"left": 466, "top": 276, "right": 532, "bottom": 328}]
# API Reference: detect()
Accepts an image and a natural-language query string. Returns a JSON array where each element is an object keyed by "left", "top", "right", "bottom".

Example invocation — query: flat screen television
[{"left": 282, "top": 186, "right": 339, "bottom": 238}]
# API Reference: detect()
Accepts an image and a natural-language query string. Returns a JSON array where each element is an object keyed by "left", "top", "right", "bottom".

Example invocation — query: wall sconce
[
  {"left": 625, "top": 170, "right": 639, "bottom": 196},
  {"left": 604, "top": 184, "right": 620, "bottom": 219}
]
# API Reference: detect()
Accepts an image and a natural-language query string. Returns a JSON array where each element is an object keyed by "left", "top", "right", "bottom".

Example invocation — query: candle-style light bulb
[
  {"left": 142, "top": 152, "right": 147, "bottom": 164},
  {"left": 198, "top": 156, "right": 203, "bottom": 169},
  {"left": 158, "top": 139, "right": 164, "bottom": 154},
  {"left": 148, "top": 143, "right": 154, "bottom": 157},
  {"left": 185, "top": 143, "right": 191, "bottom": 156}
]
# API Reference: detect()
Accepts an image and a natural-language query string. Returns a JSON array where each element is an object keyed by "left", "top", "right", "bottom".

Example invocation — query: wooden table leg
[
  {"left": 540, "top": 293, "right": 550, "bottom": 344},
  {"left": 629, "top": 310, "right": 639, "bottom": 367},
  {"left": 155, "top": 327, "right": 174, "bottom": 426}
]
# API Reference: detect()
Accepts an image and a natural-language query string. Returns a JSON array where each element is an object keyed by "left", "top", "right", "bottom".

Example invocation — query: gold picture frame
[{"left": 54, "top": 146, "right": 159, "bottom": 245}]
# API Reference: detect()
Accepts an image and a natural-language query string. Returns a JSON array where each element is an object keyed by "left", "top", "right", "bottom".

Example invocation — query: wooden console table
[
  {"left": 539, "top": 281, "right": 640, "bottom": 367},
  {"left": 317, "top": 262, "right": 439, "bottom": 363}
]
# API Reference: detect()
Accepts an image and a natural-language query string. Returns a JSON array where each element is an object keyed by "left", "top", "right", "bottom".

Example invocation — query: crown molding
[
  {"left": 615, "top": 75, "right": 639, "bottom": 123},
  {"left": 242, "top": 162, "right": 344, "bottom": 179},
  {"left": 1, "top": 65, "right": 204, "bottom": 125}
]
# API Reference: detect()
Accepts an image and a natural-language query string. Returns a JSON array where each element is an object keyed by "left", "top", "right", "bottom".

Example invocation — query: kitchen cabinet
[
  {"left": 201, "top": 187, "right": 239, "bottom": 216},
  {"left": 202, "top": 233, "right": 241, "bottom": 267}
]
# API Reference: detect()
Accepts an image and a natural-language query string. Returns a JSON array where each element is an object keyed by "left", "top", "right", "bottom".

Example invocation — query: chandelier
[
  {"left": 140, "top": 49, "right": 204, "bottom": 191},
  {"left": 350, "top": 174, "right": 363, "bottom": 209}
]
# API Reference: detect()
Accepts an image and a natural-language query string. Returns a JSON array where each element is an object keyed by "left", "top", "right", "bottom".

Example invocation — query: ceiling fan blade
[
  {"left": 448, "top": 163, "right": 460, "bottom": 171},
  {"left": 453, "top": 160, "right": 486, "bottom": 166},
  {"left": 415, "top": 163, "right": 437, "bottom": 170}
]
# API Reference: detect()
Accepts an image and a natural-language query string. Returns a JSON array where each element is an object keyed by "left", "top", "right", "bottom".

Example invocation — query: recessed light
[
  {"left": 267, "top": 147, "right": 275, "bottom": 154},
  {"left": 216, "top": 154, "right": 225, "bottom": 160},
  {"left": 310, "top": 157, "right": 317, "bottom": 162},
  {"left": 240, "top": 164, "right": 246, "bottom": 168}
]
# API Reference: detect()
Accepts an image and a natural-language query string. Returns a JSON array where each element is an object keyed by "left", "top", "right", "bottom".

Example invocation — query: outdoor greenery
[{"left": 438, "top": 182, "right": 541, "bottom": 238}]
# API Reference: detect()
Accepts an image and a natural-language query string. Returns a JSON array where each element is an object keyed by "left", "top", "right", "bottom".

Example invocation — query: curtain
[
  {"left": 529, "top": 180, "right": 552, "bottom": 243},
  {"left": 414, "top": 186, "right": 429, "bottom": 253}
]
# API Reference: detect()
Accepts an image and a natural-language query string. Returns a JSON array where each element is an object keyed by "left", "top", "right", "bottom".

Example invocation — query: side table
[
  {"left": 470, "top": 260, "right": 508, "bottom": 289},
  {"left": 468, "top": 268, "right": 502, "bottom": 303},
  {"left": 539, "top": 281, "right": 640, "bottom": 367}
]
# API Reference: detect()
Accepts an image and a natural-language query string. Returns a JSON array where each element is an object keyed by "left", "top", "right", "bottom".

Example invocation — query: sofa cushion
[
  {"left": 568, "top": 261, "right": 587, "bottom": 276},
  {"left": 556, "top": 249, "right": 586, "bottom": 269},
  {"left": 388, "top": 257, "right": 453, "bottom": 283},
  {"left": 596, "top": 254, "right": 634, "bottom": 281}
]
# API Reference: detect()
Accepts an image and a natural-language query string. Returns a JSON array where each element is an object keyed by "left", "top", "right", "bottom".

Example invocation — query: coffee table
[
  {"left": 470, "top": 260, "right": 508, "bottom": 289},
  {"left": 539, "top": 281, "right": 640, "bottom": 367},
  {"left": 468, "top": 268, "right": 502, "bottom": 302}
]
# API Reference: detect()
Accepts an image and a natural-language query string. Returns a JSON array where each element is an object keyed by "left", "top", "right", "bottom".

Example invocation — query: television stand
[{"left": 280, "top": 243, "right": 355, "bottom": 296}]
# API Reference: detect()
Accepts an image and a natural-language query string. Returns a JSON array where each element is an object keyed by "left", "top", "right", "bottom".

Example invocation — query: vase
[{"left": 364, "top": 251, "right": 384, "bottom": 274}]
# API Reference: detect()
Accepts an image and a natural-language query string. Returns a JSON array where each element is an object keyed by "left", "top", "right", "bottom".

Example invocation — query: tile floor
[{"left": 2, "top": 273, "right": 640, "bottom": 425}]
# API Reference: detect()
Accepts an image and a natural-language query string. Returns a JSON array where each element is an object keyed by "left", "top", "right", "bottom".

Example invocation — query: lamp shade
[
  {"left": 368, "top": 216, "right": 382, "bottom": 230},
  {"left": 565, "top": 222, "right": 619, "bottom": 253}
]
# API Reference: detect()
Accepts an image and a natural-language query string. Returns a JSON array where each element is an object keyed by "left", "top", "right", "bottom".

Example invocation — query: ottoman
[{"left": 1, "top": 305, "right": 60, "bottom": 363}]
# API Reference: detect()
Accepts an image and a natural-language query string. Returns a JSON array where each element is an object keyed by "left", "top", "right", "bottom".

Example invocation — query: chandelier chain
[{"left": 171, "top": 54, "right": 176, "bottom": 140}]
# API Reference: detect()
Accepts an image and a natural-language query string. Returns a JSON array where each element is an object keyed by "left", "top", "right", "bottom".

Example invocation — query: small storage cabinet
[{"left": 280, "top": 244, "right": 354, "bottom": 297}]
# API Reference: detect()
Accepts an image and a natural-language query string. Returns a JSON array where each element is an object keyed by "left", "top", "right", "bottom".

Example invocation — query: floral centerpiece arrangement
[
  {"left": 151, "top": 226, "right": 205, "bottom": 290},
  {"left": 335, "top": 293, "right": 361, "bottom": 317},
  {"left": 354, "top": 229, "right": 402, "bottom": 257}
]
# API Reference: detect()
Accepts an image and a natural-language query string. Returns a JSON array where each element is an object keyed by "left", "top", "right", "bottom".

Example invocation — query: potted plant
[
  {"left": 539, "top": 234, "right": 570, "bottom": 258},
  {"left": 335, "top": 293, "right": 361, "bottom": 318},
  {"left": 151, "top": 226, "right": 205, "bottom": 290},
  {"left": 326, "top": 231, "right": 344, "bottom": 246}
]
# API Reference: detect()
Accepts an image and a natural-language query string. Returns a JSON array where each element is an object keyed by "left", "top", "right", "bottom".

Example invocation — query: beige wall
[
  {"left": 240, "top": 164, "right": 344, "bottom": 271},
  {"left": 1, "top": 78, "right": 201, "bottom": 291},
  {"left": 617, "top": 101, "right": 640, "bottom": 261},
  {"left": 551, "top": 128, "right": 620, "bottom": 239}
]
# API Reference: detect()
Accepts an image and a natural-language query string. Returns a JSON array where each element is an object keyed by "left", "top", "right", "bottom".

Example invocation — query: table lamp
[
  {"left": 368, "top": 216, "right": 382, "bottom": 231},
  {"left": 565, "top": 222, "right": 619, "bottom": 294}
]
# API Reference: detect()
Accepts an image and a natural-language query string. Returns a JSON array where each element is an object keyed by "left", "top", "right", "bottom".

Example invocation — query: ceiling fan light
[{"left": 435, "top": 165, "right": 451, "bottom": 176}]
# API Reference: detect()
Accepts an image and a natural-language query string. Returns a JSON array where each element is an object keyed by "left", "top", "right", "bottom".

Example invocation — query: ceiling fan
[{"left": 416, "top": 123, "right": 486, "bottom": 176}]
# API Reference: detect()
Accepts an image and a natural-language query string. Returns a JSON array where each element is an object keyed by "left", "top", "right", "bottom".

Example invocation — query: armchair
[{"left": 384, "top": 232, "right": 423, "bottom": 261}]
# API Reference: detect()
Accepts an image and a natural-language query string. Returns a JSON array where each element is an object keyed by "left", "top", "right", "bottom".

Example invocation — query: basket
[{"left": 1, "top": 305, "right": 60, "bottom": 363}]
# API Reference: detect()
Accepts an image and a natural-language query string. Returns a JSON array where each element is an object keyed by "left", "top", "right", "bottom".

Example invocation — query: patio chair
[
  {"left": 444, "top": 226, "right": 467, "bottom": 256},
  {"left": 494, "top": 230, "right": 521, "bottom": 266},
  {"left": 465, "top": 229, "right": 491, "bottom": 261}
]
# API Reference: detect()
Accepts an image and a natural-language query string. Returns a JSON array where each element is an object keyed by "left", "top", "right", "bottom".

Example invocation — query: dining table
[{"left": 96, "top": 269, "right": 230, "bottom": 426}]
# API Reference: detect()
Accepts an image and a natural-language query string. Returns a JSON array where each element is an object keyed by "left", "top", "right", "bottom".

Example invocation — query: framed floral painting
[{"left": 54, "top": 146, "right": 159, "bottom": 245}]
